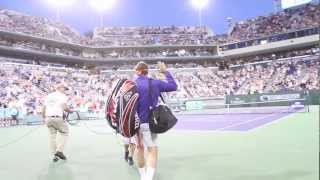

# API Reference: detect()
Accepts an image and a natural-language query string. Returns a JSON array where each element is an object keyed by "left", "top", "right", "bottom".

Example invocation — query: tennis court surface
[
  {"left": 175, "top": 107, "right": 305, "bottom": 131},
  {"left": 0, "top": 106, "right": 319, "bottom": 180}
]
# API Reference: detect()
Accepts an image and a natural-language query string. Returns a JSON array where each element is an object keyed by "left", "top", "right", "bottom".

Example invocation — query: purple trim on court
[{"left": 174, "top": 112, "right": 294, "bottom": 131}]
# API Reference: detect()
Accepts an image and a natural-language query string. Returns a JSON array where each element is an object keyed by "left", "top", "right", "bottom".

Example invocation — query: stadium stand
[
  {"left": 228, "top": 3, "right": 320, "bottom": 43},
  {"left": 0, "top": 9, "right": 88, "bottom": 44},
  {"left": 0, "top": 50, "right": 318, "bottom": 115},
  {"left": 0, "top": 2, "right": 319, "bottom": 122}
]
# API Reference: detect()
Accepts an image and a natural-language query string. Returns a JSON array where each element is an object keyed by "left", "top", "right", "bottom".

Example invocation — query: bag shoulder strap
[
  {"left": 148, "top": 78, "right": 152, "bottom": 109},
  {"left": 159, "top": 94, "right": 165, "bottom": 104},
  {"left": 148, "top": 78, "right": 165, "bottom": 108}
]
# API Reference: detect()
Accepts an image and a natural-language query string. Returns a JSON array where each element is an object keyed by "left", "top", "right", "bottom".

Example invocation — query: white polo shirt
[{"left": 44, "top": 91, "right": 68, "bottom": 117}]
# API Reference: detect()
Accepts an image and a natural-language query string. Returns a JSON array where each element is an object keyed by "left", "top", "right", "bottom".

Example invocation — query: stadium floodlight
[
  {"left": 191, "top": 0, "right": 209, "bottom": 27},
  {"left": 191, "top": 0, "right": 209, "bottom": 10},
  {"left": 89, "top": 0, "right": 117, "bottom": 12},
  {"left": 46, "top": 0, "right": 76, "bottom": 21},
  {"left": 89, "top": 0, "right": 117, "bottom": 27}
]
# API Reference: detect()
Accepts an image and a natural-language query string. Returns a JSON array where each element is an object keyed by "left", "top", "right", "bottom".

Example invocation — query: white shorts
[
  {"left": 123, "top": 137, "right": 136, "bottom": 145},
  {"left": 137, "top": 123, "right": 157, "bottom": 147}
]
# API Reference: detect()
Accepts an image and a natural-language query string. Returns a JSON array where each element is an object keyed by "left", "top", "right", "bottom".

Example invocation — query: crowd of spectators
[
  {"left": 0, "top": 35, "right": 215, "bottom": 59},
  {"left": 86, "top": 47, "right": 214, "bottom": 59},
  {"left": 1, "top": 3, "right": 319, "bottom": 48},
  {"left": 0, "top": 9, "right": 87, "bottom": 44},
  {"left": 91, "top": 26, "right": 212, "bottom": 46},
  {"left": 0, "top": 36, "right": 82, "bottom": 57},
  {"left": 167, "top": 56, "right": 319, "bottom": 100},
  {"left": 229, "top": 3, "right": 320, "bottom": 43},
  {"left": 0, "top": 62, "right": 111, "bottom": 116},
  {"left": 0, "top": 3, "right": 319, "bottom": 120},
  {"left": 227, "top": 47, "right": 320, "bottom": 66},
  {"left": 1, "top": 29, "right": 317, "bottom": 61},
  {"left": 235, "top": 57, "right": 319, "bottom": 95},
  {"left": 0, "top": 52, "right": 319, "bottom": 116}
]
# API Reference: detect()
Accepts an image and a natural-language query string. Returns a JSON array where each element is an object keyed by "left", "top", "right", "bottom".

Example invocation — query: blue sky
[{"left": 0, "top": 0, "right": 274, "bottom": 34}]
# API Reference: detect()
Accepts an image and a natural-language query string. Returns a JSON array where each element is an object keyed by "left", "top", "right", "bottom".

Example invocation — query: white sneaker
[
  {"left": 140, "top": 175, "right": 146, "bottom": 180},
  {"left": 138, "top": 167, "right": 146, "bottom": 180}
]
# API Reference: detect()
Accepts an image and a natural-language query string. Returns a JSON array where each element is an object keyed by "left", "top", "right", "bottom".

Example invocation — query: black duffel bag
[{"left": 148, "top": 79, "right": 178, "bottom": 133}]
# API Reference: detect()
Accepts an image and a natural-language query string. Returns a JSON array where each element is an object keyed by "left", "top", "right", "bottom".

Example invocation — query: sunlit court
[
  {"left": 0, "top": 0, "right": 319, "bottom": 180},
  {"left": 0, "top": 106, "right": 319, "bottom": 180}
]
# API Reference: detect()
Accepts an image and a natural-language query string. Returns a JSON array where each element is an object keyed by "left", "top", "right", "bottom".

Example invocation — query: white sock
[
  {"left": 138, "top": 167, "right": 146, "bottom": 179},
  {"left": 146, "top": 167, "right": 155, "bottom": 180}
]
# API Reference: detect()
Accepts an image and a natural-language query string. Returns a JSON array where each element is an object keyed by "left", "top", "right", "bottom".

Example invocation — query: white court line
[
  {"left": 215, "top": 111, "right": 288, "bottom": 131},
  {"left": 173, "top": 110, "right": 302, "bottom": 134},
  {"left": 170, "top": 129, "right": 241, "bottom": 135},
  {"left": 249, "top": 109, "right": 304, "bottom": 132}
]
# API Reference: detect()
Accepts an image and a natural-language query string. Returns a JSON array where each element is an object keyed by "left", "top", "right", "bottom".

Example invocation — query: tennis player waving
[{"left": 134, "top": 61, "right": 177, "bottom": 180}]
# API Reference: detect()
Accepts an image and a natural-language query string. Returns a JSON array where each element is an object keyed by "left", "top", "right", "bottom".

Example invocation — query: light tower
[
  {"left": 191, "top": 0, "right": 209, "bottom": 27},
  {"left": 46, "top": 0, "right": 75, "bottom": 22},
  {"left": 89, "top": 0, "right": 117, "bottom": 27}
]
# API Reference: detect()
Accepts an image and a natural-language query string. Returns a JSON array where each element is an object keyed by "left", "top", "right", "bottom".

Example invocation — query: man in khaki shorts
[{"left": 42, "top": 83, "right": 73, "bottom": 162}]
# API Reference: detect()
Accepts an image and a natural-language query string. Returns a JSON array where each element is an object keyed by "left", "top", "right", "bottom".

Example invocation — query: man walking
[
  {"left": 134, "top": 62, "right": 177, "bottom": 180},
  {"left": 43, "top": 83, "right": 73, "bottom": 162}
]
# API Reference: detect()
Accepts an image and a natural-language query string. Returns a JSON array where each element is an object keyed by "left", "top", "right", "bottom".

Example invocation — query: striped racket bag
[{"left": 106, "top": 79, "right": 140, "bottom": 137}]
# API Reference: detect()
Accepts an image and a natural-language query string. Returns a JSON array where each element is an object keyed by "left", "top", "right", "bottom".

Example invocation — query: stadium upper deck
[
  {"left": 0, "top": 3, "right": 318, "bottom": 66},
  {"left": 0, "top": 3, "right": 319, "bottom": 46}
]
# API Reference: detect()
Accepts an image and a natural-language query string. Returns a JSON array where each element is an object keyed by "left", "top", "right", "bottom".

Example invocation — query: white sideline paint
[{"left": 215, "top": 111, "right": 287, "bottom": 131}]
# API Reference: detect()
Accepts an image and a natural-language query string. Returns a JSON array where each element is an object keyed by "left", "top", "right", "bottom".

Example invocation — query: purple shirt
[{"left": 135, "top": 71, "right": 177, "bottom": 124}]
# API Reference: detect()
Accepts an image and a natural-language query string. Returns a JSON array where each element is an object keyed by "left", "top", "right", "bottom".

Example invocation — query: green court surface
[{"left": 0, "top": 106, "right": 319, "bottom": 180}]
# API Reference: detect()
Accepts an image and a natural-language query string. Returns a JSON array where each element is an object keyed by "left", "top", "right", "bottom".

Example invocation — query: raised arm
[{"left": 157, "top": 62, "right": 177, "bottom": 92}]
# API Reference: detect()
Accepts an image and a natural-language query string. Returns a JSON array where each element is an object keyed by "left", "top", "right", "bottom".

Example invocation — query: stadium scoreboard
[{"left": 281, "top": 0, "right": 313, "bottom": 9}]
